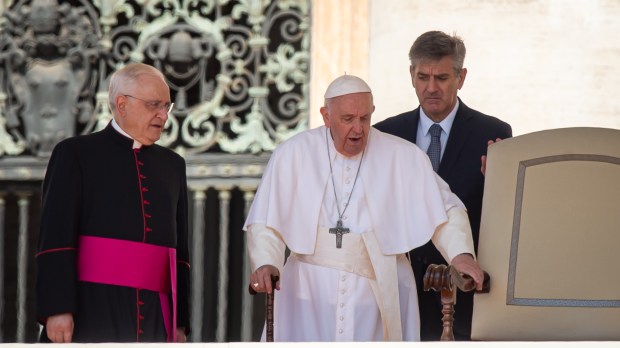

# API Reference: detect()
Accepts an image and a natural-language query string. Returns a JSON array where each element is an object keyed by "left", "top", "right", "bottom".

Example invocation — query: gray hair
[
  {"left": 108, "top": 63, "right": 166, "bottom": 113},
  {"left": 408, "top": 31, "right": 466, "bottom": 74}
]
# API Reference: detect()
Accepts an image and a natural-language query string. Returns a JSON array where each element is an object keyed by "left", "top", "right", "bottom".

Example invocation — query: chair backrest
[{"left": 472, "top": 127, "right": 620, "bottom": 341}]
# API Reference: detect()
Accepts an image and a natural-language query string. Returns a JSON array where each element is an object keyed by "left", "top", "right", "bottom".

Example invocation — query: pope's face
[
  {"left": 320, "top": 92, "right": 374, "bottom": 157},
  {"left": 411, "top": 56, "right": 466, "bottom": 122}
]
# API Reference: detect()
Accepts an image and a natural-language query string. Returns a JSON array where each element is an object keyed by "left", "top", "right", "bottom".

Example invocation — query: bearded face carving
[{"left": 12, "top": 59, "right": 83, "bottom": 156}]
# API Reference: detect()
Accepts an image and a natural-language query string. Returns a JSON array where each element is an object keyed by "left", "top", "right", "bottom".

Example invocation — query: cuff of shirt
[
  {"left": 432, "top": 206, "right": 476, "bottom": 263},
  {"left": 246, "top": 223, "right": 286, "bottom": 273}
]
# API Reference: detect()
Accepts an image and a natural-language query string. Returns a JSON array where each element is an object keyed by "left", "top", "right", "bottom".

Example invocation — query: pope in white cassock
[{"left": 244, "top": 74, "right": 485, "bottom": 341}]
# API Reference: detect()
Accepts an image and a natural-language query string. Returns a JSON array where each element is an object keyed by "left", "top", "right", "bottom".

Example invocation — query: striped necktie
[{"left": 427, "top": 123, "right": 442, "bottom": 172}]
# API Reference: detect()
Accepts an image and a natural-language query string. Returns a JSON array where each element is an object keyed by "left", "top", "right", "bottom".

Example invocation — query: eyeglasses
[{"left": 123, "top": 94, "right": 174, "bottom": 114}]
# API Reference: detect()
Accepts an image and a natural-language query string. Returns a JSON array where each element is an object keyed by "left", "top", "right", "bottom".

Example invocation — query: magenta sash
[{"left": 77, "top": 236, "right": 177, "bottom": 342}]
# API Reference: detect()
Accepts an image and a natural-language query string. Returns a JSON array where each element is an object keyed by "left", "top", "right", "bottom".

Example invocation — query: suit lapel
[
  {"left": 406, "top": 109, "right": 421, "bottom": 144},
  {"left": 438, "top": 100, "right": 474, "bottom": 175}
]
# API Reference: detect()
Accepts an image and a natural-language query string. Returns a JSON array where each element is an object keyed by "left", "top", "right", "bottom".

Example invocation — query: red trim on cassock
[
  {"left": 136, "top": 288, "right": 142, "bottom": 342},
  {"left": 133, "top": 149, "right": 149, "bottom": 242},
  {"left": 35, "top": 247, "right": 76, "bottom": 258},
  {"left": 178, "top": 260, "right": 191, "bottom": 269}
]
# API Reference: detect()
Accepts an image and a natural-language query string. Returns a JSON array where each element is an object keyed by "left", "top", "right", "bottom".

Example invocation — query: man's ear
[
  {"left": 320, "top": 106, "right": 330, "bottom": 128},
  {"left": 457, "top": 67, "right": 468, "bottom": 90},
  {"left": 116, "top": 95, "right": 127, "bottom": 116}
]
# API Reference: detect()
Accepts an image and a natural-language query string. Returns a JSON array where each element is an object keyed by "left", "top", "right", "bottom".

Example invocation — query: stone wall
[
  {"left": 367, "top": 0, "right": 620, "bottom": 135},
  {"left": 309, "top": 0, "right": 620, "bottom": 135}
]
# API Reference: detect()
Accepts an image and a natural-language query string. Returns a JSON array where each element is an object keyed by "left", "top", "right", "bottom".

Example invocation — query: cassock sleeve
[
  {"left": 175, "top": 157, "right": 191, "bottom": 332},
  {"left": 36, "top": 141, "right": 81, "bottom": 322},
  {"left": 246, "top": 223, "right": 286, "bottom": 274},
  {"left": 431, "top": 206, "right": 476, "bottom": 263}
]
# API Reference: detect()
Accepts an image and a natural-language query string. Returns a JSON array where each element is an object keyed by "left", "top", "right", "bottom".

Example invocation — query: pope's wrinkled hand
[
  {"left": 450, "top": 253, "right": 484, "bottom": 291},
  {"left": 250, "top": 264, "right": 280, "bottom": 294}
]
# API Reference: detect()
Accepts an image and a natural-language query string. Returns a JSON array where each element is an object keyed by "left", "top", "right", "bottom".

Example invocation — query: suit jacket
[{"left": 374, "top": 98, "right": 512, "bottom": 340}]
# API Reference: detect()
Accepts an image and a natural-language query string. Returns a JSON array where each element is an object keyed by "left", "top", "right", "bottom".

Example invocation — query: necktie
[{"left": 427, "top": 123, "right": 442, "bottom": 172}]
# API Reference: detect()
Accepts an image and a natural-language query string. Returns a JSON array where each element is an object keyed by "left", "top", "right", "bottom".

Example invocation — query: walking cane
[{"left": 248, "top": 276, "right": 279, "bottom": 342}]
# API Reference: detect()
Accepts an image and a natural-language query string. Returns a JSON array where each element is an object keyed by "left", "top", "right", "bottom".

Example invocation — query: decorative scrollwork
[{"left": 0, "top": 0, "right": 309, "bottom": 157}]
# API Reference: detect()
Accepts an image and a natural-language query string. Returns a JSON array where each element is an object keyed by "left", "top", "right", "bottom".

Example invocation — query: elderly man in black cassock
[{"left": 36, "top": 63, "right": 190, "bottom": 343}]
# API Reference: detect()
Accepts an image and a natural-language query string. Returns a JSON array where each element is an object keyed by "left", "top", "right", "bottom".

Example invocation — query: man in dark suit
[{"left": 374, "top": 30, "right": 512, "bottom": 340}]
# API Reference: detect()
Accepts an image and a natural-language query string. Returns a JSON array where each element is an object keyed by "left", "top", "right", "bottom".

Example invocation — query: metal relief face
[{"left": 14, "top": 60, "right": 81, "bottom": 156}]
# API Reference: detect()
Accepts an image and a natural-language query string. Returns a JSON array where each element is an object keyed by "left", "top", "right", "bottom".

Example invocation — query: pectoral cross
[{"left": 329, "top": 219, "right": 350, "bottom": 248}]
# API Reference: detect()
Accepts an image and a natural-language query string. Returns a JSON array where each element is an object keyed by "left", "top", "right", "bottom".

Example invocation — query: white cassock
[{"left": 244, "top": 126, "right": 475, "bottom": 341}]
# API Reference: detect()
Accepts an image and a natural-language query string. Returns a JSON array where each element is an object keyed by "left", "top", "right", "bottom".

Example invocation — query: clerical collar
[
  {"left": 420, "top": 98, "right": 459, "bottom": 136},
  {"left": 111, "top": 119, "right": 143, "bottom": 149}
]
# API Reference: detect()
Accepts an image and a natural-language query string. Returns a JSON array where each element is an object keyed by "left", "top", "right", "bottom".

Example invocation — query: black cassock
[{"left": 36, "top": 123, "right": 190, "bottom": 342}]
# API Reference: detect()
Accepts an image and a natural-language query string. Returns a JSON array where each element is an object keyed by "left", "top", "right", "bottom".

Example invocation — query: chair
[{"left": 424, "top": 127, "right": 620, "bottom": 341}]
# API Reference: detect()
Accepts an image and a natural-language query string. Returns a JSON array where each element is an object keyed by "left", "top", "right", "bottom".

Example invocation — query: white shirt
[{"left": 417, "top": 99, "right": 459, "bottom": 161}]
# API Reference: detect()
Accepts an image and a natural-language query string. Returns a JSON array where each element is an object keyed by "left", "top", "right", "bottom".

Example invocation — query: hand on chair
[{"left": 450, "top": 253, "right": 484, "bottom": 291}]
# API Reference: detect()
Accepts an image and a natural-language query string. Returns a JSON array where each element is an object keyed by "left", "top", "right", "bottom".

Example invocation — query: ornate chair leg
[
  {"left": 424, "top": 264, "right": 456, "bottom": 341},
  {"left": 424, "top": 264, "right": 491, "bottom": 341},
  {"left": 440, "top": 287, "right": 456, "bottom": 341}
]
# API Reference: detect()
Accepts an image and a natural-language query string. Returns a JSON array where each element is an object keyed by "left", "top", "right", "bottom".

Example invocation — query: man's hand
[
  {"left": 480, "top": 138, "right": 504, "bottom": 176},
  {"left": 176, "top": 327, "right": 187, "bottom": 342},
  {"left": 450, "top": 254, "right": 484, "bottom": 291},
  {"left": 249, "top": 264, "right": 280, "bottom": 294},
  {"left": 46, "top": 313, "right": 74, "bottom": 343}
]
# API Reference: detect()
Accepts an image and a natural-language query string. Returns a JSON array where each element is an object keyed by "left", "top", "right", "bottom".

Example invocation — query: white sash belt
[
  {"left": 290, "top": 227, "right": 403, "bottom": 341},
  {"left": 291, "top": 227, "right": 375, "bottom": 279}
]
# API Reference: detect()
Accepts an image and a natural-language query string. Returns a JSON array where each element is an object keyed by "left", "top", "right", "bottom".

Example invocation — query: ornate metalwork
[
  {"left": 0, "top": 0, "right": 310, "bottom": 157},
  {"left": 0, "top": 0, "right": 100, "bottom": 157}
]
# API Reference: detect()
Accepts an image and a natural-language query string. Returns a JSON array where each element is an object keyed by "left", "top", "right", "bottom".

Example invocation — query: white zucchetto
[{"left": 324, "top": 74, "right": 372, "bottom": 99}]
